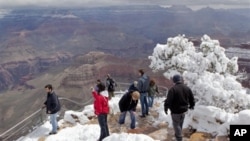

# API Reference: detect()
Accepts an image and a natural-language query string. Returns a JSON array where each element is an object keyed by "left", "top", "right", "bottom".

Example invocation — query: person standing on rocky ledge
[
  {"left": 91, "top": 82, "right": 110, "bottom": 141},
  {"left": 164, "top": 74, "right": 195, "bottom": 141},
  {"left": 43, "top": 84, "right": 61, "bottom": 135},
  {"left": 148, "top": 79, "right": 159, "bottom": 108},
  {"left": 137, "top": 69, "right": 150, "bottom": 118},
  {"left": 106, "top": 74, "right": 117, "bottom": 99}
]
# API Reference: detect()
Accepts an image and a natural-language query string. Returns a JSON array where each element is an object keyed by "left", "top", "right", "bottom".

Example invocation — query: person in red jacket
[{"left": 92, "top": 82, "right": 110, "bottom": 141}]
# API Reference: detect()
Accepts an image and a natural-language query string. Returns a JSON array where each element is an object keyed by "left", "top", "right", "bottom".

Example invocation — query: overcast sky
[{"left": 0, "top": 0, "right": 249, "bottom": 9}]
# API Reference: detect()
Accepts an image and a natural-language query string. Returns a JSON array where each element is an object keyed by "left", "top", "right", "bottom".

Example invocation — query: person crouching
[{"left": 118, "top": 91, "right": 140, "bottom": 129}]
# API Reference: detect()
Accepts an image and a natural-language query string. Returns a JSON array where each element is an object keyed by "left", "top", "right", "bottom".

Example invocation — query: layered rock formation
[{"left": 0, "top": 52, "right": 72, "bottom": 90}]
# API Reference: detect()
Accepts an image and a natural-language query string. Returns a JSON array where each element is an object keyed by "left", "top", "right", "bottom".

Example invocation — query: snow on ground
[
  {"left": 18, "top": 35, "right": 250, "bottom": 141},
  {"left": 18, "top": 93, "right": 158, "bottom": 141},
  {"left": 18, "top": 92, "right": 250, "bottom": 141}
]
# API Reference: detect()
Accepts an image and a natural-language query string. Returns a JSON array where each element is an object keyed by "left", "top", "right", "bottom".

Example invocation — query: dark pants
[
  {"left": 108, "top": 91, "right": 114, "bottom": 99},
  {"left": 171, "top": 113, "right": 185, "bottom": 141},
  {"left": 97, "top": 114, "right": 109, "bottom": 141},
  {"left": 140, "top": 92, "right": 149, "bottom": 116}
]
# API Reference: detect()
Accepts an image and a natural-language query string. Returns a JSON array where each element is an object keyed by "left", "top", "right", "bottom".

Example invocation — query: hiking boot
[
  {"left": 49, "top": 131, "right": 57, "bottom": 135},
  {"left": 139, "top": 115, "right": 146, "bottom": 118}
]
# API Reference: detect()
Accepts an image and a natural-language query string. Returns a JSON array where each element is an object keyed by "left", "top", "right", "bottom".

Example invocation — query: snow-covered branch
[{"left": 149, "top": 34, "right": 250, "bottom": 112}]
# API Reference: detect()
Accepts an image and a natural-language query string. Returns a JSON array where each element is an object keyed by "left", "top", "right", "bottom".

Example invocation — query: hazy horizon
[{"left": 0, "top": 0, "right": 249, "bottom": 9}]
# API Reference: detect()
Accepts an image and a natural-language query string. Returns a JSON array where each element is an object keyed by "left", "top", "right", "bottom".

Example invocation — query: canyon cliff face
[
  {"left": 60, "top": 51, "right": 171, "bottom": 95},
  {"left": 0, "top": 52, "right": 73, "bottom": 90},
  {"left": 0, "top": 5, "right": 250, "bottom": 137},
  {"left": 0, "top": 51, "right": 171, "bottom": 135},
  {"left": 0, "top": 6, "right": 250, "bottom": 91}
]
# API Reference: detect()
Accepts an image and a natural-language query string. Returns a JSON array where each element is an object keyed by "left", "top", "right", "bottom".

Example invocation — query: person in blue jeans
[
  {"left": 137, "top": 69, "right": 150, "bottom": 117},
  {"left": 43, "top": 84, "right": 61, "bottom": 135},
  {"left": 92, "top": 82, "right": 110, "bottom": 141},
  {"left": 118, "top": 91, "right": 140, "bottom": 129},
  {"left": 148, "top": 79, "right": 159, "bottom": 108}
]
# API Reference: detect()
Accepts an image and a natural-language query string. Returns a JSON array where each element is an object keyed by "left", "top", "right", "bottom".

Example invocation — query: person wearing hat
[
  {"left": 164, "top": 74, "right": 195, "bottom": 141},
  {"left": 118, "top": 91, "right": 140, "bottom": 129}
]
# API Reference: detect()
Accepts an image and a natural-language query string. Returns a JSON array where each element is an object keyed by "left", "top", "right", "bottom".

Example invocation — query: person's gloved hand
[
  {"left": 189, "top": 106, "right": 194, "bottom": 110},
  {"left": 90, "top": 87, "right": 94, "bottom": 91},
  {"left": 41, "top": 105, "right": 46, "bottom": 109},
  {"left": 164, "top": 110, "right": 168, "bottom": 115}
]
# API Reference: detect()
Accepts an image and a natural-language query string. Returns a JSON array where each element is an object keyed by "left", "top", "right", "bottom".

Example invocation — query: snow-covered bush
[
  {"left": 149, "top": 34, "right": 250, "bottom": 112},
  {"left": 149, "top": 35, "right": 250, "bottom": 135}
]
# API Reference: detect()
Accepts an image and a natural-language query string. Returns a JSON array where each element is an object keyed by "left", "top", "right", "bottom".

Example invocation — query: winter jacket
[
  {"left": 93, "top": 90, "right": 109, "bottom": 115},
  {"left": 119, "top": 91, "right": 138, "bottom": 112},
  {"left": 164, "top": 82, "right": 195, "bottom": 114},
  {"left": 138, "top": 74, "right": 150, "bottom": 93},
  {"left": 128, "top": 83, "right": 139, "bottom": 92},
  {"left": 106, "top": 78, "right": 116, "bottom": 92},
  {"left": 148, "top": 84, "right": 159, "bottom": 97},
  {"left": 44, "top": 91, "right": 61, "bottom": 114}
]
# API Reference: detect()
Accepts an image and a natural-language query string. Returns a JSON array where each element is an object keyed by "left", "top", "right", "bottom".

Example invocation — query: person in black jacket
[
  {"left": 118, "top": 91, "right": 140, "bottom": 129},
  {"left": 106, "top": 74, "right": 117, "bottom": 99},
  {"left": 43, "top": 84, "right": 61, "bottom": 135},
  {"left": 128, "top": 81, "right": 138, "bottom": 92},
  {"left": 164, "top": 74, "right": 195, "bottom": 141}
]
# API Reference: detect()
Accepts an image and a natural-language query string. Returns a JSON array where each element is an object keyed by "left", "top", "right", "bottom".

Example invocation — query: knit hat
[
  {"left": 173, "top": 74, "right": 182, "bottom": 83},
  {"left": 132, "top": 91, "right": 140, "bottom": 100}
]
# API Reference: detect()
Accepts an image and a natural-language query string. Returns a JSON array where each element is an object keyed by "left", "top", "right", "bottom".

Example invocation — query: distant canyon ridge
[
  {"left": 0, "top": 5, "right": 250, "bottom": 91},
  {"left": 0, "top": 5, "right": 250, "bottom": 134}
]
